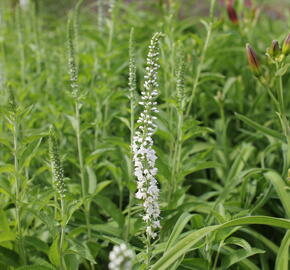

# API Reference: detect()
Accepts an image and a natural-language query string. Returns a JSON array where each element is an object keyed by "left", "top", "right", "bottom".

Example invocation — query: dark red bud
[
  {"left": 246, "top": 44, "right": 260, "bottom": 74},
  {"left": 269, "top": 40, "right": 280, "bottom": 58},
  {"left": 227, "top": 3, "right": 238, "bottom": 24}
]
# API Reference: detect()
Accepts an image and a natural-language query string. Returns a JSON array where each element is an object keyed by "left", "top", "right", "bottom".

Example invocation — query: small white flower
[{"left": 108, "top": 244, "right": 134, "bottom": 270}]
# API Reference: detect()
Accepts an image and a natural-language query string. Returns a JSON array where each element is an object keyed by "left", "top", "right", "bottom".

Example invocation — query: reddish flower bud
[
  {"left": 226, "top": 3, "right": 238, "bottom": 24},
  {"left": 246, "top": 44, "right": 260, "bottom": 74},
  {"left": 269, "top": 40, "right": 280, "bottom": 58},
  {"left": 244, "top": 0, "right": 252, "bottom": 8},
  {"left": 282, "top": 33, "right": 290, "bottom": 56}
]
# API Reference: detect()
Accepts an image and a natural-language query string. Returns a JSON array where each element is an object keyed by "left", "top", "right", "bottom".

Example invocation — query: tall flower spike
[
  {"left": 109, "top": 0, "right": 116, "bottom": 14},
  {"left": 176, "top": 56, "right": 185, "bottom": 111},
  {"left": 108, "top": 244, "right": 135, "bottom": 270},
  {"left": 132, "top": 32, "right": 163, "bottom": 239},
  {"left": 129, "top": 28, "right": 136, "bottom": 105},
  {"left": 98, "top": 0, "right": 105, "bottom": 32},
  {"left": 49, "top": 128, "right": 66, "bottom": 198},
  {"left": 67, "top": 16, "right": 79, "bottom": 99},
  {"left": 246, "top": 44, "right": 260, "bottom": 75}
]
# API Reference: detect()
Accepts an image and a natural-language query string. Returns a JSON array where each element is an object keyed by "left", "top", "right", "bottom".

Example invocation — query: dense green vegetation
[{"left": 0, "top": 0, "right": 290, "bottom": 269}]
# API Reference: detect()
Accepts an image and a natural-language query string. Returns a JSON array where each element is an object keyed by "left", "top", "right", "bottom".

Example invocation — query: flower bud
[
  {"left": 226, "top": 2, "right": 238, "bottom": 24},
  {"left": 268, "top": 40, "right": 280, "bottom": 58},
  {"left": 244, "top": 0, "right": 252, "bottom": 8},
  {"left": 246, "top": 44, "right": 260, "bottom": 74},
  {"left": 282, "top": 33, "right": 290, "bottom": 56}
]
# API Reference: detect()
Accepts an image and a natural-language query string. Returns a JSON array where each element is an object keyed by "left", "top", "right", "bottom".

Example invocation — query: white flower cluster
[
  {"left": 132, "top": 32, "right": 162, "bottom": 239},
  {"left": 19, "top": 0, "right": 30, "bottom": 10},
  {"left": 67, "top": 18, "right": 79, "bottom": 99},
  {"left": 49, "top": 129, "right": 66, "bottom": 198},
  {"left": 108, "top": 244, "right": 134, "bottom": 270}
]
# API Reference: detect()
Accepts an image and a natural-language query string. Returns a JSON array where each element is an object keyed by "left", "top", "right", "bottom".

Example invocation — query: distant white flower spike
[
  {"left": 132, "top": 32, "right": 162, "bottom": 239},
  {"left": 19, "top": 0, "right": 29, "bottom": 10},
  {"left": 108, "top": 244, "right": 134, "bottom": 270}
]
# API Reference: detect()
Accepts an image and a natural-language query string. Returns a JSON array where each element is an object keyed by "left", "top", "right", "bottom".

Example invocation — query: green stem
[
  {"left": 185, "top": 0, "right": 216, "bottom": 117},
  {"left": 276, "top": 68, "right": 290, "bottom": 176},
  {"left": 75, "top": 101, "right": 91, "bottom": 239},
  {"left": 212, "top": 241, "right": 223, "bottom": 270},
  {"left": 13, "top": 120, "right": 26, "bottom": 265},
  {"left": 126, "top": 88, "right": 135, "bottom": 241},
  {"left": 146, "top": 235, "right": 152, "bottom": 269},
  {"left": 59, "top": 198, "right": 66, "bottom": 270}
]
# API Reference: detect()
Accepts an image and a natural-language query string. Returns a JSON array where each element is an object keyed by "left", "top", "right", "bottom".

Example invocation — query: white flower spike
[{"left": 132, "top": 32, "right": 163, "bottom": 239}]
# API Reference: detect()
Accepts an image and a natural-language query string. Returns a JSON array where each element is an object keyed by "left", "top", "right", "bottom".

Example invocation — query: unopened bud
[
  {"left": 244, "top": 0, "right": 252, "bottom": 8},
  {"left": 282, "top": 33, "right": 290, "bottom": 56},
  {"left": 246, "top": 44, "right": 260, "bottom": 74},
  {"left": 226, "top": 2, "right": 238, "bottom": 24},
  {"left": 268, "top": 40, "right": 280, "bottom": 58}
]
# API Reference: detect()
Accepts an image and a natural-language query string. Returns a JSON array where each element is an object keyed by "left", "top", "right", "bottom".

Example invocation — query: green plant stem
[
  {"left": 212, "top": 241, "right": 223, "bottom": 270},
  {"left": 13, "top": 119, "right": 26, "bottom": 265},
  {"left": 126, "top": 87, "right": 135, "bottom": 241},
  {"left": 146, "top": 235, "right": 152, "bottom": 270},
  {"left": 75, "top": 100, "right": 94, "bottom": 270},
  {"left": 75, "top": 101, "right": 91, "bottom": 239},
  {"left": 274, "top": 64, "right": 290, "bottom": 177},
  {"left": 185, "top": 0, "right": 216, "bottom": 117},
  {"left": 59, "top": 198, "right": 66, "bottom": 270}
]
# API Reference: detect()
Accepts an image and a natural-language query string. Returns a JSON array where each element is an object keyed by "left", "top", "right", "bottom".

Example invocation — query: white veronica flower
[
  {"left": 108, "top": 244, "right": 134, "bottom": 270},
  {"left": 132, "top": 32, "right": 162, "bottom": 239}
]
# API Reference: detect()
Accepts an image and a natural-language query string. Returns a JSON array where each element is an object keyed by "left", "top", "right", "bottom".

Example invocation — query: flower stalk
[
  {"left": 7, "top": 90, "right": 26, "bottom": 265},
  {"left": 132, "top": 32, "right": 162, "bottom": 267},
  {"left": 67, "top": 15, "right": 92, "bottom": 249},
  {"left": 49, "top": 128, "right": 67, "bottom": 270},
  {"left": 126, "top": 27, "right": 137, "bottom": 241}
]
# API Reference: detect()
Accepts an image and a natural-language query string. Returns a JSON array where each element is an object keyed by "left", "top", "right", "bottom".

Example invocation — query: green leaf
[
  {"left": 24, "top": 236, "right": 49, "bottom": 254},
  {"left": 236, "top": 113, "right": 286, "bottom": 142},
  {"left": 225, "top": 237, "right": 251, "bottom": 251},
  {"left": 0, "top": 209, "right": 15, "bottom": 242},
  {"left": 275, "top": 230, "right": 290, "bottom": 270},
  {"left": 181, "top": 161, "right": 222, "bottom": 177},
  {"left": 16, "top": 266, "right": 54, "bottom": 270},
  {"left": 165, "top": 212, "right": 193, "bottom": 251},
  {"left": 66, "top": 114, "right": 78, "bottom": 131},
  {"left": 66, "top": 242, "right": 96, "bottom": 263},
  {"left": 181, "top": 258, "right": 209, "bottom": 270},
  {"left": 151, "top": 216, "right": 290, "bottom": 270},
  {"left": 0, "top": 246, "right": 20, "bottom": 267},
  {"left": 95, "top": 180, "right": 112, "bottom": 194},
  {"left": 94, "top": 195, "right": 125, "bottom": 227},
  {"left": 86, "top": 166, "right": 97, "bottom": 194},
  {"left": 264, "top": 171, "right": 290, "bottom": 217},
  {"left": 275, "top": 64, "right": 290, "bottom": 76},
  {"left": 48, "top": 236, "right": 60, "bottom": 267},
  {"left": 221, "top": 248, "right": 264, "bottom": 269}
]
